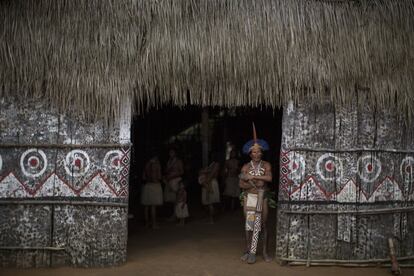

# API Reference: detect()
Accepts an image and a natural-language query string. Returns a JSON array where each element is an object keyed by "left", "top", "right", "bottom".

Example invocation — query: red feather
[{"left": 252, "top": 122, "right": 257, "bottom": 143}]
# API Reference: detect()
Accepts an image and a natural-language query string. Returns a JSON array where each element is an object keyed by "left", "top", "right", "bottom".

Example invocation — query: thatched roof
[{"left": 1, "top": 0, "right": 413, "bottom": 122}]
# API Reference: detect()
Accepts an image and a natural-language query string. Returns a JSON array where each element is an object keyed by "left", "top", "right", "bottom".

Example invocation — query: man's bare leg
[
  {"left": 167, "top": 202, "right": 176, "bottom": 222},
  {"left": 144, "top": 206, "right": 150, "bottom": 228},
  {"left": 241, "top": 231, "right": 252, "bottom": 261},
  {"left": 208, "top": 204, "right": 215, "bottom": 224},
  {"left": 151, "top": 206, "right": 159, "bottom": 229}
]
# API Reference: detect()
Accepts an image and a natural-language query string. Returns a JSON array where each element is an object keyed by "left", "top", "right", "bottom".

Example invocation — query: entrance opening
[{"left": 127, "top": 105, "right": 283, "bottom": 263}]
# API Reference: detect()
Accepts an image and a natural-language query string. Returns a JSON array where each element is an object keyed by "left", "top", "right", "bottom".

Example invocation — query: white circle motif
[
  {"left": 103, "top": 150, "right": 123, "bottom": 170},
  {"left": 20, "top": 149, "right": 48, "bottom": 178},
  {"left": 64, "top": 150, "right": 90, "bottom": 177},
  {"left": 357, "top": 155, "right": 382, "bottom": 183},
  {"left": 316, "top": 153, "right": 343, "bottom": 182},
  {"left": 287, "top": 152, "right": 306, "bottom": 181},
  {"left": 400, "top": 156, "right": 414, "bottom": 183}
]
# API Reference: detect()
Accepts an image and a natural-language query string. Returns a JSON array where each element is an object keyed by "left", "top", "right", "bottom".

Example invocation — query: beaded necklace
[{"left": 249, "top": 160, "right": 265, "bottom": 176}]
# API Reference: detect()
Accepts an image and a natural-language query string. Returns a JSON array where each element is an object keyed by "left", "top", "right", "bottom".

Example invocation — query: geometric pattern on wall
[
  {"left": 336, "top": 179, "right": 367, "bottom": 203},
  {"left": 357, "top": 155, "right": 382, "bottom": 183},
  {"left": 101, "top": 147, "right": 130, "bottom": 197},
  {"left": 316, "top": 153, "right": 343, "bottom": 183},
  {"left": 0, "top": 171, "right": 127, "bottom": 198},
  {"left": 280, "top": 150, "right": 306, "bottom": 195},
  {"left": 400, "top": 156, "right": 414, "bottom": 184},
  {"left": 289, "top": 175, "right": 329, "bottom": 201},
  {"left": 20, "top": 149, "right": 49, "bottom": 178},
  {"left": 0, "top": 147, "right": 130, "bottom": 199},
  {"left": 280, "top": 150, "right": 413, "bottom": 202}
]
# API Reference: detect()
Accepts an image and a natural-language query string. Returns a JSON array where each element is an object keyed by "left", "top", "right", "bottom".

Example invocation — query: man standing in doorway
[{"left": 239, "top": 124, "right": 272, "bottom": 264}]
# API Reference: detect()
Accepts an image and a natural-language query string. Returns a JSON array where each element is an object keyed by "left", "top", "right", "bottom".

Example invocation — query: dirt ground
[{"left": 1, "top": 207, "right": 412, "bottom": 276}]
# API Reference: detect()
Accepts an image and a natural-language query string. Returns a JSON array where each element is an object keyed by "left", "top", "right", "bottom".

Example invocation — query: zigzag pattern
[
  {"left": 249, "top": 213, "right": 262, "bottom": 255},
  {"left": 281, "top": 172, "right": 406, "bottom": 202},
  {"left": 0, "top": 170, "right": 127, "bottom": 198},
  {"left": 0, "top": 148, "right": 130, "bottom": 199},
  {"left": 280, "top": 150, "right": 410, "bottom": 202}
]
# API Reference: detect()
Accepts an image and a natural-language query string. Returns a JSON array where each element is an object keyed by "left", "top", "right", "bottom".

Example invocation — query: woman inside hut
[{"left": 239, "top": 124, "right": 272, "bottom": 264}]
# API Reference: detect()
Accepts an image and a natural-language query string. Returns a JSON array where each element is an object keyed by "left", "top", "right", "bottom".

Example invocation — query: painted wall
[
  {"left": 0, "top": 96, "right": 131, "bottom": 267},
  {"left": 276, "top": 102, "right": 414, "bottom": 262}
]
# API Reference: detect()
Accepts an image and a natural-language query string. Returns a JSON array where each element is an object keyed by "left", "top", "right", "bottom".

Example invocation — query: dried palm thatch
[
  {"left": 1, "top": 0, "right": 413, "bottom": 123},
  {"left": 0, "top": 0, "right": 148, "bottom": 123}
]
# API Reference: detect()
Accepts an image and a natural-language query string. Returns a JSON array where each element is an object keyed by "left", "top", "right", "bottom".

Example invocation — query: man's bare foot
[
  {"left": 247, "top": 253, "right": 256, "bottom": 264},
  {"left": 263, "top": 253, "right": 272, "bottom": 263},
  {"left": 240, "top": 252, "right": 249, "bottom": 262}
]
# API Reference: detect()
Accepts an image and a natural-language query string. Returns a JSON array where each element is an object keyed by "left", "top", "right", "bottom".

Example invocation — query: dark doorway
[{"left": 128, "top": 105, "right": 283, "bottom": 222}]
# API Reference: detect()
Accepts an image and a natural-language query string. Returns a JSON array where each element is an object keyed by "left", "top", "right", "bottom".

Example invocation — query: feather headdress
[{"left": 242, "top": 122, "right": 269, "bottom": 154}]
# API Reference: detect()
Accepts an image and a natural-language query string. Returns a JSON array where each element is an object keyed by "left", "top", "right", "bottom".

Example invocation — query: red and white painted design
[
  {"left": 37, "top": 174, "right": 77, "bottom": 197},
  {"left": 289, "top": 175, "right": 405, "bottom": 202},
  {"left": 64, "top": 150, "right": 90, "bottom": 177},
  {"left": 280, "top": 150, "right": 306, "bottom": 196},
  {"left": 101, "top": 148, "right": 130, "bottom": 197},
  {"left": 0, "top": 173, "right": 28, "bottom": 197},
  {"left": 286, "top": 152, "right": 306, "bottom": 181},
  {"left": 336, "top": 179, "right": 368, "bottom": 203},
  {"left": 281, "top": 151, "right": 410, "bottom": 202},
  {"left": 357, "top": 155, "right": 382, "bottom": 183},
  {"left": 0, "top": 171, "right": 127, "bottom": 198},
  {"left": 78, "top": 174, "right": 118, "bottom": 198},
  {"left": 290, "top": 176, "right": 330, "bottom": 201},
  {"left": 369, "top": 176, "right": 403, "bottom": 202},
  {"left": 103, "top": 150, "right": 123, "bottom": 171},
  {"left": 400, "top": 156, "right": 414, "bottom": 183},
  {"left": 316, "top": 153, "right": 343, "bottom": 182},
  {"left": 20, "top": 149, "right": 48, "bottom": 178},
  {"left": 0, "top": 148, "right": 130, "bottom": 199}
]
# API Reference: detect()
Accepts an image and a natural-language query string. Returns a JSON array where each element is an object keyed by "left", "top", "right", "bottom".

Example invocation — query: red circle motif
[
  {"left": 113, "top": 159, "right": 120, "bottom": 166},
  {"left": 325, "top": 161, "right": 334, "bottom": 172},
  {"left": 74, "top": 159, "right": 82, "bottom": 168},
  {"left": 29, "top": 158, "right": 38, "bottom": 167}
]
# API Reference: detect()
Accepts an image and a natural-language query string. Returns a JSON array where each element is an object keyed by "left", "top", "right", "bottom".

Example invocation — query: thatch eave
[{"left": 1, "top": 0, "right": 413, "bottom": 122}]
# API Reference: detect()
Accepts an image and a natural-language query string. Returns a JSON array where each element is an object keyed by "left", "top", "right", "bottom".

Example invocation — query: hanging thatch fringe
[{"left": 1, "top": 0, "right": 414, "bottom": 123}]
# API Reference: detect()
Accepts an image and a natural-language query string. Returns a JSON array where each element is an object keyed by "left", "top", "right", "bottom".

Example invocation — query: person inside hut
[
  {"left": 175, "top": 182, "right": 189, "bottom": 225},
  {"left": 223, "top": 149, "right": 241, "bottom": 211},
  {"left": 163, "top": 147, "right": 184, "bottom": 221},
  {"left": 239, "top": 124, "right": 272, "bottom": 264},
  {"left": 198, "top": 152, "right": 221, "bottom": 224},
  {"left": 141, "top": 151, "right": 163, "bottom": 229}
]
